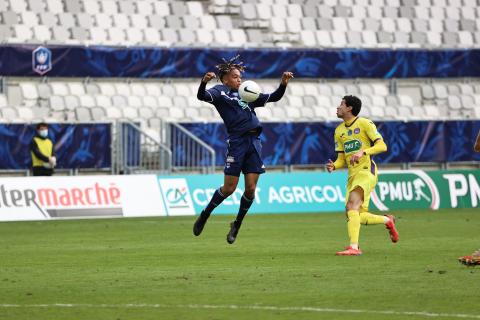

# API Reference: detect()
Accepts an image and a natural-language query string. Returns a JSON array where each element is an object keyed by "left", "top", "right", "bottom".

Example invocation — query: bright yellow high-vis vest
[{"left": 31, "top": 137, "right": 53, "bottom": 167}]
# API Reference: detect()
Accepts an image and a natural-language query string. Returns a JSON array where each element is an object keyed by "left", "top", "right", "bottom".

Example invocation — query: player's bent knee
[
  {"left": 244, "top": 192, "right": 255, "bottom": 200},
  {"left": 244, "top": 186, "right": 256, "bottom": 199},
  {"left": 346, "top": 201, "right": 362, "bottom": 211},
  {"left": 221, "top": 184, "right": 237, "bottom": 197},
  {"left": 221, "top": 187, "right": 235, "bottom": 197}
]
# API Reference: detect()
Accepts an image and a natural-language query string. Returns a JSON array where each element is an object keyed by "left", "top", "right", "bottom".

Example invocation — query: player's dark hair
[
  {"left": 36, "top": 122, "right": 48, "bottom": 129},
  {"left": 215, "top": 55, "right": 246, "bottom": 81},
  {"left": 343, "top": 95, "right": 362, "bottom": 116}
]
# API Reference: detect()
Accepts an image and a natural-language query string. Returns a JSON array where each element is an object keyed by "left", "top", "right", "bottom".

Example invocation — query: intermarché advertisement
[
  {"left": 0, "top": 175, "right": 166, "bottom": 221},
  {"left": 0, "top": 170, "right": 478, "bottom": 221}
]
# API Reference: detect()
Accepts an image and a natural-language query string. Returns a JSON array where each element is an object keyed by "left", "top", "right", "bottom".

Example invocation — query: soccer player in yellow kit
[{"left": 326, "top": 95, "right": 399, "bottom": 256}]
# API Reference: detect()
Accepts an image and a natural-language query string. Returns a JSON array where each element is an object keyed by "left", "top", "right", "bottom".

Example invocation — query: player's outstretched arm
[
  {"left": 197, "top": 72, "right": 216, "bottom": 101},
  {"left": 266, "top": 71, "right": 294, "bottom": 103}
]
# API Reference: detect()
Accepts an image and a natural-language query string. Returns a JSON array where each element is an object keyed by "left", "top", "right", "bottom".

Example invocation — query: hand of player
[
  {"left": 202, "top": 72, "right": 216, "bottom": 83},
  {"left": 350, "top": 150, "right": 364, "bottom": 165},
  {"left": 281, "top": 72, "right": 294, "bottom": 85},
  {"left": 326, "top": 159, "right": 335, "bottom": 173}
]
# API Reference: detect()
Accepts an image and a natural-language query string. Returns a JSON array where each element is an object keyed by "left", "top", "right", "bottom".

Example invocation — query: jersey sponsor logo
[
  {"left": 237, "top": 99, "right": 251, "bottom": 110},
  {"left": 371, "top": 170, "right": 440, "bottom": 211},
  {"left": 221, "top": 91, "right": 251, "bottom": 111},
  {"left": 344, "top": 139, "right": 361, "bottom": 153},
  {"left": 354, "top": 128, "right": 360, "bottom": 134}
]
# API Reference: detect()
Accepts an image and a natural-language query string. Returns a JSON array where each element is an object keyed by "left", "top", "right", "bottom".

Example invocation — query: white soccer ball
[{"left": 239, "top": 80, "right": 261, "bottom": 102}]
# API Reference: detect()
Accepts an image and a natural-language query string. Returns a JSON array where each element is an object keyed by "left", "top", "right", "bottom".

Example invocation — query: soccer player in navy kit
[{"left": 193, "top": 56, "right": 294, "bottom": 244}]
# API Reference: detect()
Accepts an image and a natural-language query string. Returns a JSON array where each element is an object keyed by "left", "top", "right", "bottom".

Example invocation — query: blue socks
[
  {"left": 235, "top": 194, "right": 254, "bottom": 224},
  {"left": 204, "top": 188, "right": 226, "bottom": 215},
  {"left": 204, "top": 189, "right": 254, "bottom": 224}
]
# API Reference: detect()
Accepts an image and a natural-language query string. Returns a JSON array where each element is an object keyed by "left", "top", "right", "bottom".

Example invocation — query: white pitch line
[{"left": 1, "top": 303, "right": 479, "bottom": 319}]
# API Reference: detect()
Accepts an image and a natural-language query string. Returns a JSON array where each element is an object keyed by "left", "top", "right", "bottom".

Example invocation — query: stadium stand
[
  {"left": 0, "top": 0, "right": 479, "bottom": 128},
  {"left": 3, "top": 78, "right": 480, "bottom": 125},
  {"left": 0, "top": 0, "right": 479, "bottom": 47}
]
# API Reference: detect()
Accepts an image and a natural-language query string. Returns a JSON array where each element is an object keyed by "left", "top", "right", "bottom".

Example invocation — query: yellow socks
[
  {"left": 360, "top": 211, "right": 387, "bottom": 225},
  {"left": 347, "top": 210, "right": 361, "bottom": 246}
]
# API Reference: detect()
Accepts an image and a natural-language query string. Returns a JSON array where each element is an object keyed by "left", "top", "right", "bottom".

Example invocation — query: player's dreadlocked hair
[{"left": 215, "top": 55, "right": 246, "bottom": 82}]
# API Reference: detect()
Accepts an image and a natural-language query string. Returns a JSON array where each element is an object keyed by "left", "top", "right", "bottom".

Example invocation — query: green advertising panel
[{"left": 371, "top": 169, "right": 480, "bottom": 211}]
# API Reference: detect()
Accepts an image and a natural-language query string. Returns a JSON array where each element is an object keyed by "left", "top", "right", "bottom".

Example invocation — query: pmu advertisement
[{"left": 371, "top": 169, "right": 480, "bottom": 211}]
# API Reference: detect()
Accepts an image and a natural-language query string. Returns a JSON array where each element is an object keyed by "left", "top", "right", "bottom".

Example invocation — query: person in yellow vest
[{"left": 30, "top": 123, "right": 56, "bottom": 176}]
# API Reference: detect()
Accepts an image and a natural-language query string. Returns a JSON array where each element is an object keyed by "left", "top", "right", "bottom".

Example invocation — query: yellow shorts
[{"left": 345, "top": 171, "right": 378, "bottom": 212}]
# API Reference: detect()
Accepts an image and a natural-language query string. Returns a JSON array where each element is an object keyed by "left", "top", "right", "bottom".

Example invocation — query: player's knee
[
  {"left": 221, "top": 185, "right": 236, "bottom": 197},
  {"left": 244, "top": 186, "right": 256, "bottom": 199},
  {"left": 346, "top": 201, "right": 361, "bottom": 211}
]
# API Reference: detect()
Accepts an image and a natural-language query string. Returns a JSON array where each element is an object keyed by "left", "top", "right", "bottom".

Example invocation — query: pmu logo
[
  {"left": 371, "top": 170, "right": 440, "bottom": 211},
  {"left": 32, "top": 46, "right": 52, "bottom": 75},
  {"left": 165, "top": 187, "right": 189, "bottom": 208}
]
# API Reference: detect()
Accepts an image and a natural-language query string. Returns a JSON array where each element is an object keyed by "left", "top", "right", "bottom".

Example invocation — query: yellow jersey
[{"left": 334, "top": 117, "right": 383, "bottom": 177}]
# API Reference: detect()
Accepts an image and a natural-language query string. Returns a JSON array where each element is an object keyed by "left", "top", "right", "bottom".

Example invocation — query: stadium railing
[
  {"left": 115, "top": 120, "right": 172, "bottom": 174},
  {"left": 167, "top": 122, "right": 216, "bottom": 174}
]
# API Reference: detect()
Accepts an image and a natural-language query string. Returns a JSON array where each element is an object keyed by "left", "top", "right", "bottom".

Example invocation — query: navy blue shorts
[{"left": 224, "top": 134, "right": 265, "bottom": 177}]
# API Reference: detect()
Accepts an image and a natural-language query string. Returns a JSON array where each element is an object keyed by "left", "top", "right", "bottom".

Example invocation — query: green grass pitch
[{"left": 0, "top": 209, "right": 479, "bottom": 320}]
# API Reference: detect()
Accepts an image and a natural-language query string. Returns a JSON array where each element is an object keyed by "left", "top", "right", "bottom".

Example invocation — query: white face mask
[{"left": 38, "top": 129, "right": 48, "bottom": 138}]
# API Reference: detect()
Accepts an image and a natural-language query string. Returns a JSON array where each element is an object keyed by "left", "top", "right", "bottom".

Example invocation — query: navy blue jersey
[{"left": 197, "top": 82, "right": 286, "bottom": 138}]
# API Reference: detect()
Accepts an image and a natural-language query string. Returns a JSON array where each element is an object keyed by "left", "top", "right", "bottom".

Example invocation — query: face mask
[{"left": 38, "top": 129, "right": 48, "bottom": 138}]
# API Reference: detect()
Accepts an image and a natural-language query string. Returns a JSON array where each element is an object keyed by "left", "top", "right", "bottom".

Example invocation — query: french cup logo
[
  {"left": 32, "top": 46, "right": 52, "bottom": 75},
  {"left": 371, "top": 170, "right": 440, "bottom": 210}
]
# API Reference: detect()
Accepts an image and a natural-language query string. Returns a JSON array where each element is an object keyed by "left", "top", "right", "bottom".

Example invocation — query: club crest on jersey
[
  {"left": 348, "top": 130, "right": 352, "bottom": 136},
  {"left": 32, "top": 46, "right": 52, "bottom": 75},
  {"left": 354, "top": 128, "right": 360, "bottom": 134}
]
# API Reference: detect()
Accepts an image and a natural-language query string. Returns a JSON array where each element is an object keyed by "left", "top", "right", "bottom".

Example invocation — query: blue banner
[
  {"left": 1, "top": 44, "right": 479, "bottom": 78},
  {"left": 178, "top": 121, "right": 480, "bottom": 166},
  {"left": 0, "top": 123, "right": 111, "bottom": 169}
]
